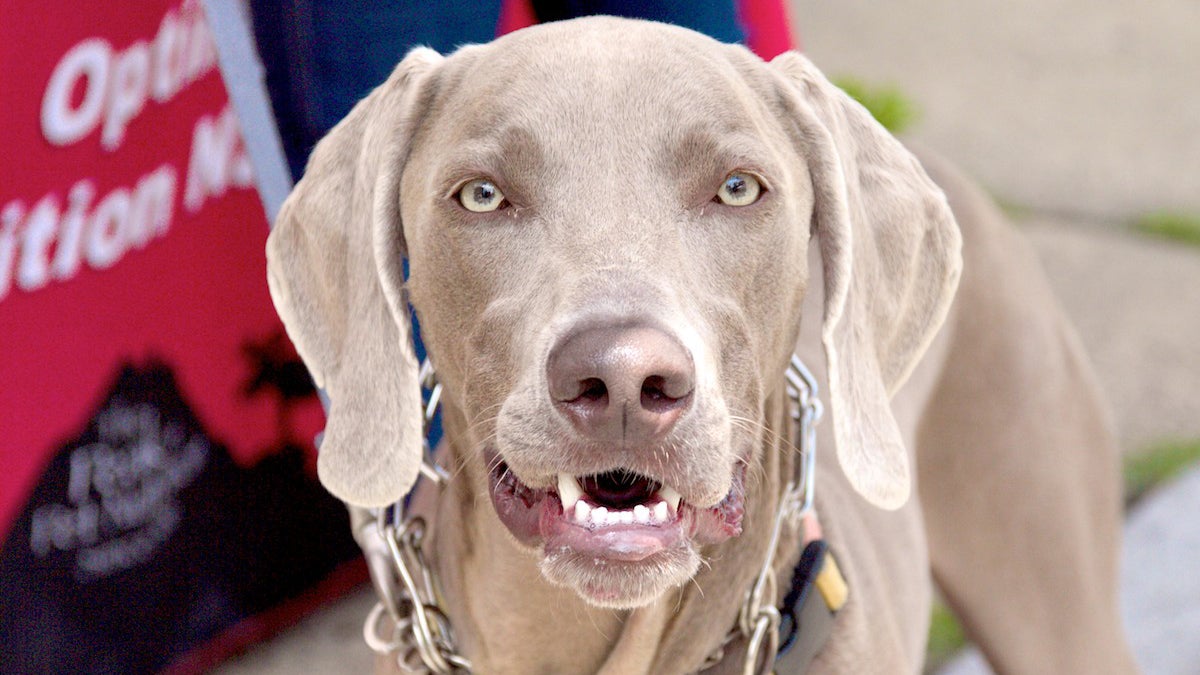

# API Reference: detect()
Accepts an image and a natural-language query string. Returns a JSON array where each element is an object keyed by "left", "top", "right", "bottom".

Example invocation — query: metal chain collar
[
  {"left": 697, "top": 355, "right": 824, "bottom": 675},
  {"left": 352, "top": 355, "right": 822, "bottom": 675},
  {"left": 352, "top": 360, "right": 472, "bottom": 674}
]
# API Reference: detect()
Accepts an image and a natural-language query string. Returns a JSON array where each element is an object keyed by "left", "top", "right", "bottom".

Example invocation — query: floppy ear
[
  {"left": 771, "top": 52, "right": 962, "bottom": 509},
  {"left": 266, "top": 48, "right": 443, "bottom": 507}
]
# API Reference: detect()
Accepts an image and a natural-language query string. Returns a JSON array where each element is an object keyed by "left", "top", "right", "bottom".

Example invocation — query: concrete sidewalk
[
  {"left": 790, "top": 0, "right": 1200, "bottom": 223},
  {"left": 1024, "top": 218, "right": 1200, "bottom": 449}
]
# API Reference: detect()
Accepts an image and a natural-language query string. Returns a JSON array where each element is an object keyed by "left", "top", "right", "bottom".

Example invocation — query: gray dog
[{"left": 266, "top": 17, "right": 1139, "bottom": 674}]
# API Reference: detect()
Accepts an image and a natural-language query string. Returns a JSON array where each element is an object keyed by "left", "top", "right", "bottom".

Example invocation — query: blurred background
[
  {"left": 789, "top": 3, "right": 1200, "bottom": 673},
  {"left": 2, "top": 1, "right": 1196, "bottom": 673}
]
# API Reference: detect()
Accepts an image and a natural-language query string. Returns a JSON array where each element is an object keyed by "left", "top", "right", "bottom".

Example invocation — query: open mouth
[
  {"left": 559, "top": 472, "right": 679, "bottom": 527},
  {"left": 488, "top": 455, "right": 745, "bottom": 563}
]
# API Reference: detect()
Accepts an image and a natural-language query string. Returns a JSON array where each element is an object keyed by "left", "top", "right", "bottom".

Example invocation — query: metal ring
[
  {"left": 398, "top": 645, "right": 429, "bottom": 674},
  {"left": 742, "top": 607, "right": 781, "bottom": 675},
  {"left": 363, "top": 602, "right": 405, "bottom": 655}
]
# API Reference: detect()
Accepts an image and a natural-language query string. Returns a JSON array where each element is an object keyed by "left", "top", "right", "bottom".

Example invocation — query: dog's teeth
[
  {"left": 591, "top": 506, "right": 609, "bottom": 526},
  {"left": 584, "top": 505, "right": 664, "bottom": 528},
  {"left": 574, "top": 500, "right": 591, "bottom": 523},
  {"left": 659, "top": 486, "right": 683, "bottom": 513},
  {"left": 653, "top": 501, "right": 669, "bottom": 522},
  {"left": 558, "top": 473, "right": 584, "bottom": 512},
  {"left": 634, "top": 504, "right": 650, "bottom": 524}
]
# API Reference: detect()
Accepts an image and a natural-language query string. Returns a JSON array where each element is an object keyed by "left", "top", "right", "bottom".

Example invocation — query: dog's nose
[{"left": 547, "top": 323, "right": 694, "bottom": 445}]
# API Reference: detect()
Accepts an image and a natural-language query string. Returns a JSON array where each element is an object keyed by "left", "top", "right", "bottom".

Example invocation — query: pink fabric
[
  {"left": 497, "top": 0, "right": 537, "bottom": 36},
  {"left": 496, "top": 0, "right": 798, "bottom": 58},
  {"left": 738, "top": 0, "right": 798, "bottom": 58}
]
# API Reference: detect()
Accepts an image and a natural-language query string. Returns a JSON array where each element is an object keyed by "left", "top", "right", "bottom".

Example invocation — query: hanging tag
[{"left": 775, "top": 540, "right": 847, "bottom": 672}]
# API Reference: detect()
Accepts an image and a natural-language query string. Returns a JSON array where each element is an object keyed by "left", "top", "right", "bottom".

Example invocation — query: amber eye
[
  {"left": 458, "top": 179, "right": 506, "bottom": 212},
  {"left": 715, "top": 172, "right": 762, "bottom": 206}
]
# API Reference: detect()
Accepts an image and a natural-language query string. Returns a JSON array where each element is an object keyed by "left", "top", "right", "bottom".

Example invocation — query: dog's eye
[
  {"left": 458, "top": 179, "right": 507, "bottom": 212},
  {"left": 715, "top": 172, "right": 762, "bottom": 207}
]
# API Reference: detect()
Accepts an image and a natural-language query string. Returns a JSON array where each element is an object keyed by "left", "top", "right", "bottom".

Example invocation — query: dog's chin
[
  {"left": 486, "top": 453, "right": 745, "bottom": 608},
  {"left": 540, "top": 539, "right": 702, "bottom": 609}
]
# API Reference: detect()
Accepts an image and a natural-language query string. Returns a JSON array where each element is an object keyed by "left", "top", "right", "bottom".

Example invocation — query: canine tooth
[
  {"left": 634, "top": 504, "right": 650, "bottom": 523},
  {"left": 591, "top": 506, "right": 609, "bottom": 526},
  {"left": 653, "top": 501, "right": 669, "bottom": 522},
  {"left": 619, "top": 511, "right": 634, "bottom": 525},
  {"left": 558, "top": 473, "right": 584, "bottom": 512},
  {"left": 574, "top": 501, "right": 592, "bottom": 523},
  {"left": 659, "top": 486, "right": 683, "bottom": 513}
]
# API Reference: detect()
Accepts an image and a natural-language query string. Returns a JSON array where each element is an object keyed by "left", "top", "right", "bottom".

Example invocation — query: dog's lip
[{"left": 486, "top": 452, "right": 745, "bottom": 558}]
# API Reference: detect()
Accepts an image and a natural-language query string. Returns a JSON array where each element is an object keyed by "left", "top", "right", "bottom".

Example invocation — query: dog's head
[{"left": 267, "top": 18, "right": 960, "bottom": 609}]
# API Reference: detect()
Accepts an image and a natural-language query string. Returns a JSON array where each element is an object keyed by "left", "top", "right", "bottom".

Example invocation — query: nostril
[
  {"left": 576, "top": 378, "right": 607, "bottom": 404},
  {"left": 640, "top": 375, "right": 692, "bottom": 413},
  {"left": 641, "top": 376, "right": 668, "bottom": 401}
]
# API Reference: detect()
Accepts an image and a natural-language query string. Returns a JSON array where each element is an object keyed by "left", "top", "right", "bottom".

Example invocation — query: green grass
[
  {"left": 925, "top": 602, "right": 968, "bottom": 673},
  {"left": 1123, "top": 439, "right": 1200, "bottom": 506},
  {"left": 833, "top": 77, "right": 919, "bottom": 134},
  {"left": 1134, "top": 211, "right": 1200, "bottom": 247}
]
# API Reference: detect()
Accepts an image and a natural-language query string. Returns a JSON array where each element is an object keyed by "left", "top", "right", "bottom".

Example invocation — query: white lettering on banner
[
  {"left": 39, "top": 0, "right": 217, "bottom": 152},
  {"left": 4, "top": 0, "right": 256, "bottom": 304},
  {"left": 0, "top": 167, "right": 178, "bottom": 301},
  {"left": 18, "top": 197, "right": 59, "bottom": 292},
  {"left": 52, "top": 181, "right": 97, "bottom": 280},
  {"left": 105, "top": 42, "right": 151, "bottom": 152},
  {"left": 0, "top": 204, "right": 20, "bottom": 299},
  {"left": 184, "top": 106, "right": 254, "bottom": 213},
  {"left": 28, "top": 401, "right": 209, "bottom": 582},
  {"left": 1, "top": 102, "right": 257, "bottom": 303},
  {"left": 40, "top": 39, "right": 111, "bottom": 148}
]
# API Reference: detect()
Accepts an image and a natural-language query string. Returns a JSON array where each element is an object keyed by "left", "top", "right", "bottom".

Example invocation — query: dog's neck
[{"left": 423, "top": 391, "right": 799, "bottom": 675}]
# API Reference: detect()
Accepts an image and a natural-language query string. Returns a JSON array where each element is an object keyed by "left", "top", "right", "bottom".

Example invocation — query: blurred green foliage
[
  {"left": 834, "top": 77, "right": 919, "bottom": 134},
  {"left": 925, "top": 602, "right": 969, "bottom": 673},
  {"left": 1124, "top": 439, "right": 1200, "bottom": 506},
  {"left": 1134, "top": 211, "right": 1200, "bottom": 247}
]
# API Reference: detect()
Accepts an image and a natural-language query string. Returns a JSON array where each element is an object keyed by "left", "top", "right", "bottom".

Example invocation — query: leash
[{"left": 351, "top": 355, "right": 846, "bottom": 674}]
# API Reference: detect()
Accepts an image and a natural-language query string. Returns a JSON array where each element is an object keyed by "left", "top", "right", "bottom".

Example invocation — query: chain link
[{"left": 727, "top": 355, "right": 824, "bottom": 675}]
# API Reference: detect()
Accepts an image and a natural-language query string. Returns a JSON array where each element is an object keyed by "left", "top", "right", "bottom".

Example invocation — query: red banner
[
  {"left": 1, "top": 2, "right": 354, "bottom": 672},
  {"left": 0, "top": 0, "right": 326, "bottom": 540}
]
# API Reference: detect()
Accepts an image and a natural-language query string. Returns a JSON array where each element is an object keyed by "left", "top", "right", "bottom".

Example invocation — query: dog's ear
[
  {"left": 771, "top": 52, "right": 962, "bottom": 509},
  {"left": 266, "top": 48, "right": 443, "bottom": 507}
]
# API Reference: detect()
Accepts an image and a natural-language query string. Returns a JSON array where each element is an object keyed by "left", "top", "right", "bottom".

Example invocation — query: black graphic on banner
[{"left": 0, "top": 361, "right": 357, "bottom": 674}]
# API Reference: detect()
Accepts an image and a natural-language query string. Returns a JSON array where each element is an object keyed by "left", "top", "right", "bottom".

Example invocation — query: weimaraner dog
[{"left": 266, "top": 17, "right": 1139, "bottom": 674}]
